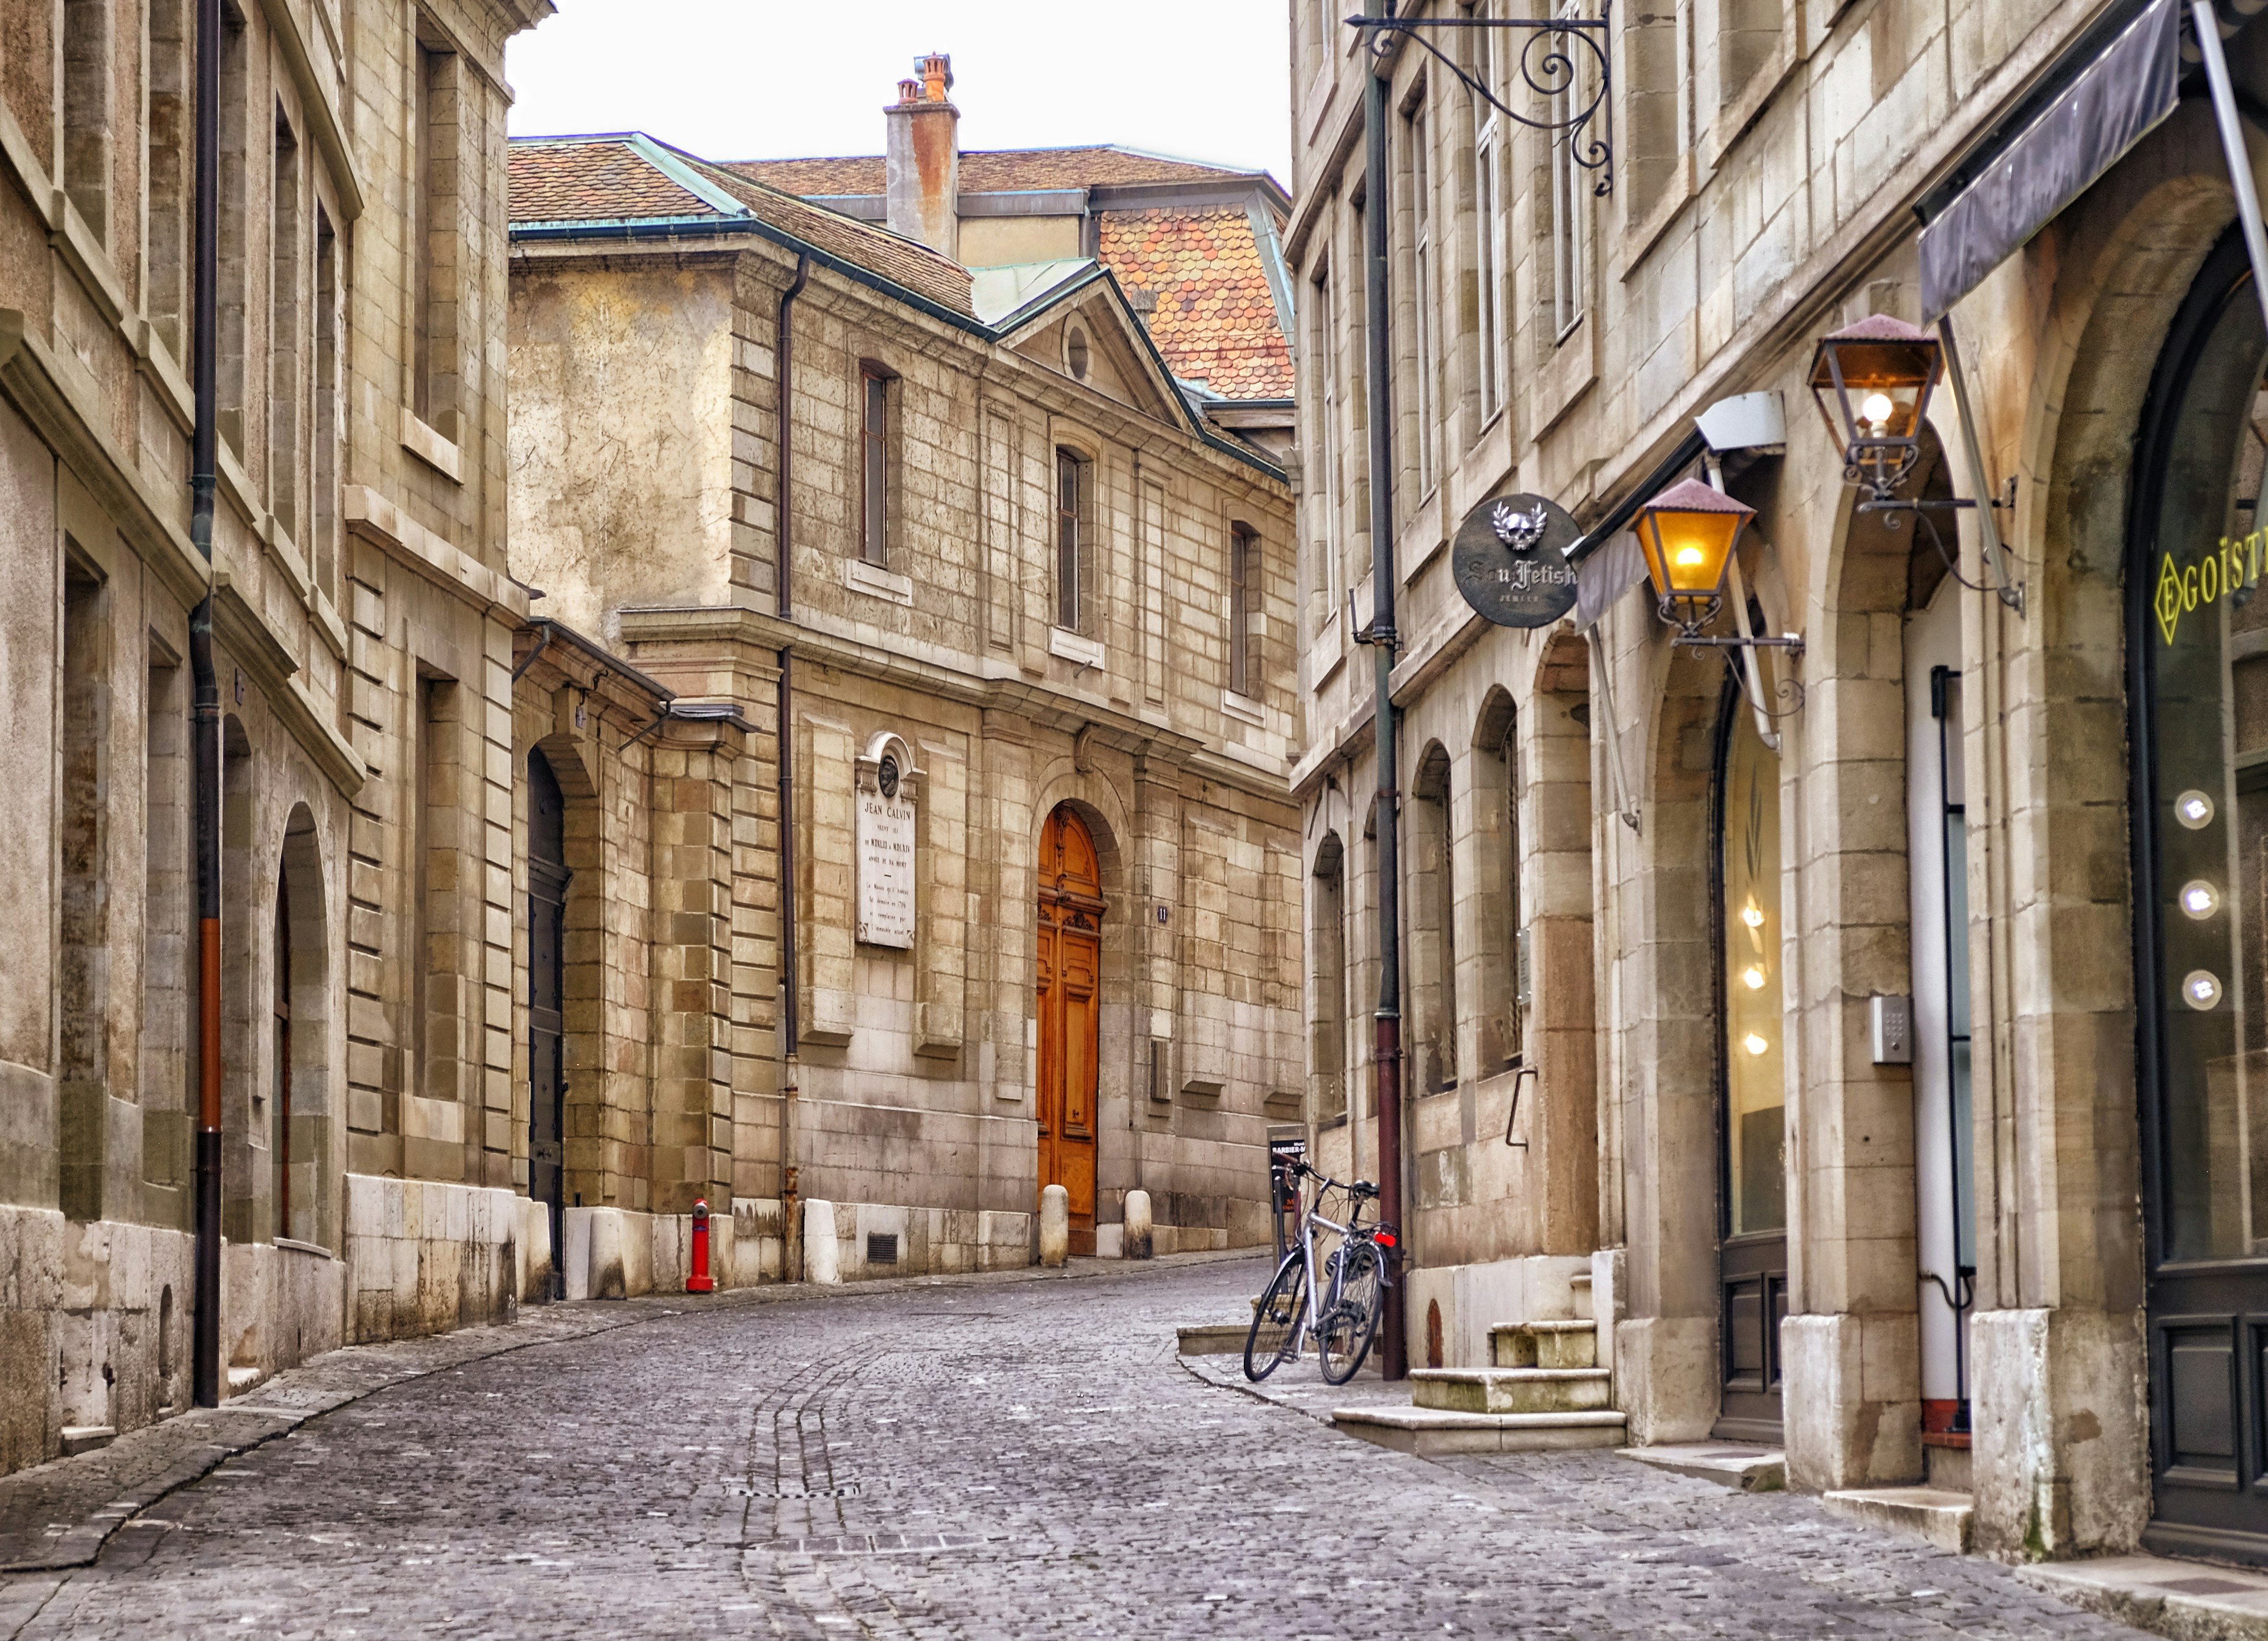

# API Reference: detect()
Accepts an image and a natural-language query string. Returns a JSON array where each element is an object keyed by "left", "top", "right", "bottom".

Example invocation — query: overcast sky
[{"left": 504, "top": 2, "right": 1296, "bottom": 185}]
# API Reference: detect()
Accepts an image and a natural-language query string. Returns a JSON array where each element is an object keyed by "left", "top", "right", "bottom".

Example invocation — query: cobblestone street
[{"left": 0, "top": 1256, "right": 2140, "bottom": 1639}]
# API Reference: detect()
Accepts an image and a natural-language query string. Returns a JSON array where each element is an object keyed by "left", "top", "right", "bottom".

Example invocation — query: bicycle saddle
[{"left": 1349, "top": 1180, "right": 1379, "bottom": 1197}]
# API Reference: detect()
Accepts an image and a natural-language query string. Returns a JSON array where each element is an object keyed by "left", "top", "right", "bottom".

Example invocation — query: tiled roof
[
  {"left": 1098, "top": 206, "right": 1292, "bottom": 401},
  {"left": 508, "top": 136, "right": 973, "bottom": 317},
  {"left": 680, "top": 156, "right": 973, "bottom": 315},
  {"left": 509, "top": 139, "right": 715, "bottom": 223},
  {"left": 726, "top": 145, "right": 1257, "bottom": 197}
]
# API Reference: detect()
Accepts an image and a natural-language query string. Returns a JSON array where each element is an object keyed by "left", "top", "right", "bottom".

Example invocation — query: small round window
[{"left": 1066, "top": 327, "right": 1090, "bottom": 382}]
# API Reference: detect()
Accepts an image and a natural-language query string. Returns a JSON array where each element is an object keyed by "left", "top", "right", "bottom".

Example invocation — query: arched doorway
[
  {"left": 529, "top": 750, "right": 569, "bottom": 1299},
  {"left": 2129, "top": 228, "right": 2268, "bottom": 1553},
  {"left": 1037, "top": 803, "right": 1102, "bottom": 1256},
  {"left": 1713, "top": 669, "right": 1787, "bottom": 1442}
]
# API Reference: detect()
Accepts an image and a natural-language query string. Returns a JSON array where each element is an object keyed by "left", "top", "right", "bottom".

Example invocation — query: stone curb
[{"left": 0, "top": 1246, "right": 1265, "bottom": 1578}]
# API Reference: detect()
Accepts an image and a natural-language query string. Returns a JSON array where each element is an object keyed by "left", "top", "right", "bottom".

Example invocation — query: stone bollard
[
  {"left": 1039, "top": 1184, "right": 1070, "bottom": 1268},
  {"left": 1123, "top": 1190, "right": 1154, "bottom": 1260},
  {"left": 803, "top": 1197, "right": 841, "bottom": 1285}
]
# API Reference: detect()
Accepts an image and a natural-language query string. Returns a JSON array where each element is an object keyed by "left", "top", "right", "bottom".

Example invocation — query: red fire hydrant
[{"left": 687, "top": 1198, "right": 716, "bottom": 1293}]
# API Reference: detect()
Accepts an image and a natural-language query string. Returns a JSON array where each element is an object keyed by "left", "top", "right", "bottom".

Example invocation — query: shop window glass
[
  {"left": 2142, "top": 268, "right": 2268, "bottom": 1262},
  {"left": 1722, "top": 705, "right": 1784, "bottom": 1236}
]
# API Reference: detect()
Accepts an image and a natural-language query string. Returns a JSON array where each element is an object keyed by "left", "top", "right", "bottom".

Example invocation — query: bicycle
[{"left": 1243, "top": 1159, "right": 1397, "bottom": 1385}]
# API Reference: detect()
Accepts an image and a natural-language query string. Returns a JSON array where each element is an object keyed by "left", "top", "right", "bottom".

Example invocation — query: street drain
[{"left": 726, "top": 1482, "right": 861, "bottom": 1499}]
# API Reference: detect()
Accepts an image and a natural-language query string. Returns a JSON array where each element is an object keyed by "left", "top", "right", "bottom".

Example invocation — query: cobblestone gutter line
[{"left": 0, "top": 1249, "right": 1263, "bottom": 1580}]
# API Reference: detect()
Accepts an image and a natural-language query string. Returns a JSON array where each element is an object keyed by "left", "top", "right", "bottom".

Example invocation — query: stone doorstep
[
  {"left": 57, "top": 1427, "right": 115, "bottom": 1458},
  {"left": 2021, "top": 1553, "right": 2268, "bottom": 1641},
  {"left": 1490, "top": 1319, "right": 1599, "bottom": 1369},
  {"left": 1332, "top": 1405, "right": 1627, "bottom": 1457},
  {"left": 1409, "top": 1366, "right": 1613, "bottom": 1414},
  {"left": 1176, "top": 1323, "right": 1251, "bottom": 1356},
  {"left": 1617, "top": 1443, "right": 1787, "bottom": 1493},
  {"left": 1820, "top": 1486, "right": 1975, "bottom": 1555}
]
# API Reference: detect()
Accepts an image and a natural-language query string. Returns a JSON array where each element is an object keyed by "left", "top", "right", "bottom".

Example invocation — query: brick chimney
[{"left": 885, "top": 52, "right": 959, "bottom": 261}]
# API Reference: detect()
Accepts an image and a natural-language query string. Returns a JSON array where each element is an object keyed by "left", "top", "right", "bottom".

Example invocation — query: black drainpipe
[
  {"left": 1362, "top": 0, "right": 1406, "bottom": 1381},
  {"left": 776, "top": 253, "right": 809, "bottom": 1262},
  {"left": 189, "top": 0, "right": 223, "bottom": 1410}
]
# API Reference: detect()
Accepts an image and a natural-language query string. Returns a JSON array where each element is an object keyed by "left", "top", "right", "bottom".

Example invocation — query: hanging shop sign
[
  {"left": 2155, "top": 530, "right": 2266, "bottom": 647},
  {"left": 1451, "top": 491, "right": 1582, "bottom": 628}
]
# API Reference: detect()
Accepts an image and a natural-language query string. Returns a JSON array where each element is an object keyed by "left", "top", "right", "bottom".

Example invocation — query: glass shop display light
[
  {"left": 1808, "top": 314, "right": 1943, "bottom": 503},
  {"left": 1632, "top": 477, "right": 1756, "bottom": 639}
]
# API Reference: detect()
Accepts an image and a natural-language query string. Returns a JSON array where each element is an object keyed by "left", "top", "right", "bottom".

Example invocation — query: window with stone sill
[
  {"left": 217, "top": 0, "right": 249, "bottom": 456},
  {"left": 412, "top": 15, "right": 461, "bottom": 439},
  {"left": 271, "top": 110, "right": 304, "bottom": 543},
  {"left": 1310, "top": 258, "right": 1342, "bottom": 637},
  {"left": 147, "top": 0, "right": 193, "bottom": 361},
  {"left": 1468, "top": 0, "right": 1506, "bottom": 426},
  {"left": 1229, "top": 522, "right": 1260, "bottom": 702},
  {"left": 1405, "top": 90, "right": 1438, "bottom": 496},
  {"left": 1548, "top": 0, "right": 1590, "bottom": 344},
  {"left": 1055, "top": 447, "right": 1096, "bottom": 637},
  {"left": 62, "top": 0, "right": 111, "bottom": 245},
  {"left": 859, "top": 363, "right": 897, "bottom": 569}
]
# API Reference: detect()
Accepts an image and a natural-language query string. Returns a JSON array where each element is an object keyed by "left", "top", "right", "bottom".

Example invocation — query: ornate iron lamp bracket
[{"left": 1347, "top": 8, "right": 1614, "bottom": 197}]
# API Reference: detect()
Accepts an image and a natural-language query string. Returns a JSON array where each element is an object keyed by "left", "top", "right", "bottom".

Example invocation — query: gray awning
[
  {"left": 1563, "top": 429, "right": 1707, "bottom": 567},
  {"left": 1920, "top": 0, "right": 2179, "bottom": 321},
  {"left": 1574, "top": 532, "right": 1647, "bottom": 633}
]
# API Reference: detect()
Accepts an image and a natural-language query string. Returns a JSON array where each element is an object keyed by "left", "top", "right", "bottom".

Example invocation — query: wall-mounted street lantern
[
  {"left": 1631, "top": 477, "right": 1749, "bottom": 636},
  {"left": 1807, "top": 311, "right": 2025, "bottom": 612},
  {"left": 1631, "top": 477, "right": 1804, "bottom": 657},
  {"left": 1807, "top": 314, "right": 1943, "bottom": 505}
]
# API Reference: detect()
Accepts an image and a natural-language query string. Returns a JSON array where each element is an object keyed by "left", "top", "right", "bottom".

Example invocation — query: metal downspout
[
  {"left": 776, "top": 254, "right": 809, "bottom": 1277},
  {"left": 1363, "top": 0, "right": 1407, "bottom": 1382},
  {"left": 190, "top": 0, "right": 223, "bottom": 1411}
]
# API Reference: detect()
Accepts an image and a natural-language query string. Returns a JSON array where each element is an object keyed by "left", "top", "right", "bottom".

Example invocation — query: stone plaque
[
  {"left": 1451, "top": 491, "right": 1581, "bottom": 628},
  {"left": 857, "top": 757, "right": 915, "bottom": 948}
]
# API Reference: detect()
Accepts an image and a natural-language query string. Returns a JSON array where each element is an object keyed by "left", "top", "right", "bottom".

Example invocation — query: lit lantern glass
[
  {"left": 1632, "top": 477, "right": 1755, "bottom": 637},
  {"left": 2176, "top": 790, "right": 2217, "bottom": 830},
  {"left": 1742, "top": 965, "right": 1767, "bottom": 991},
  {"left": 1743, "top": 1032, "right": 1770, "bottom": 1056},
  {"left": 1807, "top": 314, "right": 1942, "bottom": 501},
  {"left": 1740, "top": 902, "right": 1765, "bottom": 930},
  {"left": 2185, "top": 970, "right": 2224, "bottom": 1010},
  {"left": 2181, "top": 880, "right": 2221, "bottom": 920}
]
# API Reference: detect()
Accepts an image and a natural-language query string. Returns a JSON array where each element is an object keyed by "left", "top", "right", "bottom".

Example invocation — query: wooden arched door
[{"left": 1037, "top": 804, "right": 1102, "bottom": 1256}]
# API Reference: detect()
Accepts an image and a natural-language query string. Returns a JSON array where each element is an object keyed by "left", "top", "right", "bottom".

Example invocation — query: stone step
[
  {"left": 1618, "top": 1443, "right": 1785, "bottom": 1492},
  {"left": 1176, "top": 1323, "right": 1252, "bottom": 1356},
  {"left": 1490, "top": 1319, "right": 1598, "bottom": 1369},
  {"left": 2022, "top": 1552, "right": 2268, "bottom": 1638},
  {"left": 1332, "top": 1406, "right": 1627, "bottom": 1457},
  {"left": 1821, "top": 1486, "right": 1974, "bottom": 1554},
  {"left": 1411, "top": 1366, "right": 1612, "bottom": 1415}
]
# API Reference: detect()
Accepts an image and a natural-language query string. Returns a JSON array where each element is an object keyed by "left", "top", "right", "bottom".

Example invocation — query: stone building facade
[
  {"left": 505, "top": 85, "right": 1302, "bottom": 1275},
  {"left": 0, "top": 0, "right": 565, "bottom": 1479},
  {"left": 1292, "top": 0, "right": 2268, "bottom": 1565}
]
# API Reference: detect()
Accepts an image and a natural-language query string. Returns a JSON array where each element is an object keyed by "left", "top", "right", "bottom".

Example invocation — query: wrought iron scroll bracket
[{"left": 1347, "top": 7, "right": 1614, "bottom": 197}]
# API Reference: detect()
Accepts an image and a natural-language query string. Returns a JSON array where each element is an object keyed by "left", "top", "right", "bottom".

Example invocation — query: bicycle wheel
[
  {"left": 1243, "top": 1253, "right": 1309, "bottom": 1382},
  {"left": 1318, "top": 1240, "right": 1384, "bottom": 1385}
]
